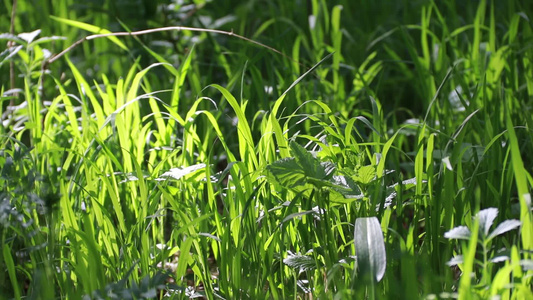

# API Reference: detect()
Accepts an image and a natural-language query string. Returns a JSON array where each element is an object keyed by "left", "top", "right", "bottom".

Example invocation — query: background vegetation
[{"left": 1, "top": 0, "right": 532, "bottom": 298}]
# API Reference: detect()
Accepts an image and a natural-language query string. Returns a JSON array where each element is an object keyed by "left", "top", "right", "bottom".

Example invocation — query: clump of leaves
[
  {"left": 266, "top": 141, "right": 421, "bottom": 209},
  {"left": 444, "top": 208, "right": 529, "bottom": 297},
  {"left": 89, "top": 268, "right": 182, "bottom": 300},
  {"left": 265, "top": 141, "right": 363, "bottom": 203},
  {"left": 444, "top": 208, "right": 521, "bottom": 248}
]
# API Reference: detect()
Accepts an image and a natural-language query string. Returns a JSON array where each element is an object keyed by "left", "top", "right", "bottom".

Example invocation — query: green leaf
[
  {"left": 281, "top": 52, "right": 334, "bottom": 97},
  {"left": 283, "top": 252, "right": 317, "bottom": 272},
  {"left": 354, "top": 165, "right": 376, "bottom": 185},
  {"left": 354, "top": 217, "right": 387, "bottom": 282},
  {"left": 3, "top": 244, "right": 21, "bottom": 299},
  {"left": 282, "top": 210, "right": 316, "bottom": 223},
  {"left": 266, "top": 142, "right": 337, "bottom": 190},
  {"left": 290, "top": 141, "right": 322, "bottom": 177},
  {"left": 266, "top": 157, "right": 307, "bottom": 188},
  {"left": 50, "top": 16, "right": 127, "bottom": 51},
  {"left": 330, "top": 175, "right": 363, "bottom": 199}
]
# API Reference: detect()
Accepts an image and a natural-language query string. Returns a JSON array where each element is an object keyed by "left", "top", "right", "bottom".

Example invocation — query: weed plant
[{"left": 1, "top": 0, "right": 532, "bottom": 299}]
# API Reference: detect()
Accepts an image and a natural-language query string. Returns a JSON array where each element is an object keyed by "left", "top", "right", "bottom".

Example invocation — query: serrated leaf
[
  {"left": 354, "top": 217, "right": 386, "bottom": 282},
  {"left": 487, "top": 219, "right": 521, "bottom": 241},
  {"left": 266, "top": 157, "right": 307, "bottom": 187},
  {"left": 354, "top": 165, "right": 376, "bottom": 185},
  {"left": 290, "top": 141, "right": 322, "bottom": 177},
  {"left": 330, "top": 175, "right": 363, "bottom": 198},
  {"left": 477, "top": 207, "right": 498, "bottom": 237},
  {"left": 283, "top": 252, "right": 317, "bottom": 272},
  {"left": 444, "top": 226, "right": 471, "bottom": 240},
  {"left": 267, "top": 143, "right": 338, "bottom": 190},
  {"left": 321, "top": 161, "right": 336, "bottom": 179}
]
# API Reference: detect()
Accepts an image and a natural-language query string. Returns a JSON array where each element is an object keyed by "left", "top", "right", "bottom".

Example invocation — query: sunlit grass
[{"left": 1, "top": 0, "right": 532, "bottom": 299}]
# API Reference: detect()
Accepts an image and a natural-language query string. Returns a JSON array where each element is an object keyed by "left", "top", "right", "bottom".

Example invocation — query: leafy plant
[{"left": 444, "top": 208, "right": 530, "bottom": 298}]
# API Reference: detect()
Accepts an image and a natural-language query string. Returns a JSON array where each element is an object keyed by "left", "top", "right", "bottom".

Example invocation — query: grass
[{"left": 1, "top": 0, "right": 532, "bottom": 299}]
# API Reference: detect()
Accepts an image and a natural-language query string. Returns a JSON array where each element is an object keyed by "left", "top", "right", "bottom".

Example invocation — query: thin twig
[
  {"left": 46, "top": 26, "right": 305, "bottom": 68},
  {"left": 9, "top": 0, "right": 18, "bottom": 103},
  {"left": 6, "top": 0, "right": 18, "bottom": 128}
]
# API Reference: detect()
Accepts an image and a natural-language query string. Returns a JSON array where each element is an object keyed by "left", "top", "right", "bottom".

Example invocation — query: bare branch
[{"left": 47, "top": 26, "right": 303, "bottom": 67}]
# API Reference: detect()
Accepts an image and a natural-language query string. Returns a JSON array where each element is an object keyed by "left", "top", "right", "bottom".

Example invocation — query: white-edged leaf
[
  {"left": 520, "top": 260, "right": 533, "bottom": 271},
  {"left": 283, "top": 252, "right": 317, "bottom": 272},
  {"left": 330, "top": 175, "right": 363, "bottom": 199},
  {"left": 0, "top": 33, "right": 24, "bottom": 43},
  {"left": 33, "top": 35, "right": 66, "bottom": 45},
  {"left": 157, "top": 163, "right": 206, "bottom": 181},
  {"left": 354, "top": 217, "right": 386, "bottom": 282},
  {"left": 442, "top": 156, "right": 453, "bottom": 171},
  {"left": 477, "top": 207, "right": 498, "bottom": 237},
  {"left": 18, "top": 29, "right": 41, "bottom": 43},
  {"left": 487, "top": 219, "right": 521, "bottom": 241},
  {"left": 446, "top": 255, "right": 463, "bottom": 266},
  {"left": 490, "top": 255, "right": 509, "bottom": 263},
  {"left": 384, "top": 177, "right": 424, "bottom": 203},
  {"left": 1, "top": 45, "right": 23, "bottom": 65},
  {"left": 282, "top": 210, "right": 315, "bottom": 223},
  {"left": 444, "top": 226, "right": 471, "bottom": 240},
  {"left": 198, "top": 232, "right": 221, "bottom": 242}
]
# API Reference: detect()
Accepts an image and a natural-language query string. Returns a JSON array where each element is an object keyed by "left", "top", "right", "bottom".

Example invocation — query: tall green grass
[{"left": 1, "top": 0, "right": 532, "bottom": 299}]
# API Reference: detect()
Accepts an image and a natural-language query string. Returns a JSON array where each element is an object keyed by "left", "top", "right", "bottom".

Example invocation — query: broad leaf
[
  {"left": 444, "top": 226, "right": 471, "bottom": 240},
  {"left": 477, "top": 207, "right": 498, "bottom": 237},
  {"left": 18, "top": 29, "right": 41, "bottom": 43},
  {"left": 354, "top": 217, "right": 386, "bottom": 282},
  {"left": 487, "top": 219, "right": 521, "bottom": 241},
  {"left": 354, "top": 165, "right": 377, "bottom": 185},
  {"left": 266, "top": 143, "right": 337, "bottom": 190},
  {"left": 329, "top": 175, "right": 364, "bottom": 203},
  {"left": 283, "top": 252, "right": 317, "bottom": 272},
  {"left": 290, "top": 141, "right": 322, "bottom": 178},
  {"left": 266, "top": 157, "right": 307, "bottom": 188}
]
